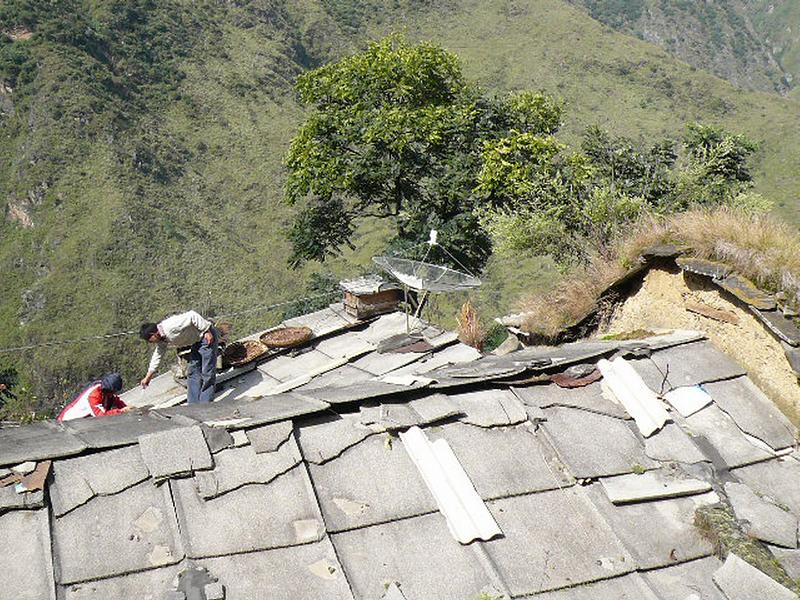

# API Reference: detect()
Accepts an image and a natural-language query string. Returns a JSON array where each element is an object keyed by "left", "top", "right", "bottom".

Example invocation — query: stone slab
[
  {"left": 198, "top": 539, "right": 354, "bottom": 600},
  {"left": 430, "top": 422, "right": 573, "bottom": 500},
  {"left": 642, "top": 556, "right": 726, "bottom": 600},
  {"left": 351, "top": 350, "right": 430, "bottom": 376},
  {"left": 512, "top": 382, "right": 629, "bottom": 419},
  {"left": 750, "top": 308, "right": 800, "bottom": 346},
  {"left": 725, "top": 482, "right": 798, "bottom": 548},
  {"left": 650, "top": 341, "right": 746, "bottom": 388},
  {"left": 53, "top": 480, "right": 183, "bottom": 584},
  {"left": 768, "top": 546, "right": 800, "bottom": 580},
  {"left": 216, "top": 368, "right": 281, "bottom": 401},
  {"left": 684, "top": 405, "right": 774, "bottom": 469},
  {"left": 586, "top": 484, "right": 717, "bottom": 569},
  {"left": 283, "top": 306, "right": 351, "bottom": 338},
  {"left": 201, "top": 424, "right": 235, "bottom": 453},
  {"left": 163, "top": 392, "right": 328, "bottom": 429},
  {"left": 449, "top": 389, "right": 527, "bottom": 427},
  {"left": 50, "top": 445, "right": 150, "bottom": 516},
  {"left": 61, "top": 411, "right": 188, "bottom": 450},
  {"left": 482, "top": 488, "right": 634, "bottom": 596},
  {"left": 359, "top": 394, "right": 460, "bottom": 432},
  {"left": 297, "top": 380, "right": 425, "bottom": 406},
  {"left": 296, "top": 414, "right": 376, "bottom": 464},
  {"left": 531, "top": 573, "right": 660, "bottom": 599},
  {"left": 385, "top": 343, "right": 482, "bottom": 378},
  {"left": 194, "top": 438, "right": 301, "bottom": 500},
  {"left": 644, "top": 423, "right": 708, "bottom": 464},
  {"left": 704, "top": 377, "right": 797, "bottom": 450},
  {"left": 0, "top": 508, "right": 55, "bottom": 600},
  {"left": 0, "top": 421, "right": 86, "bottom": 466},
  {"left": 0, "top": 486, "right": 44, "bottom": 512},
  {"left": 138, "top": 425, "right": 212, "bottom": 479},
  {"left": 295, "top": 364, "right": 374, "bottom": 391},
  {"left": 63, "top": 565, "right": 180, "bottom": 600},
  {"left": 715, "top": 275, "right": 777, "bottom": 311},
  {"left": 245, "top": 420, "right": 294, "bottom": 453},
  {"left": 733, "top": 457, "right": 800, "bottom": 516},
  {"left": 542, "top": 406, "right": 658, "bottom": 478},
  {"left": 712, "top": 553, "right": 796, "bottom": 600},
  {"left": 306, "top": 433, "right": 436, "bottom": 532},
  {"left": 676, "top": 257, "right": 732, "bottom": 279},
  {"left": 600, "top": 470, "right": 711, "bottom": 505},
  {"left": 331, "top": 512, "right": 495, "bottom": 600},
  {"left": 171, "top": 464, "right": 324, "bottom": 558},
  {"left": 259, "top": 350, "right": 339, "bottom": 382},
  {"left": 312, "top": 331, "right": 376, "bottom": 360}
]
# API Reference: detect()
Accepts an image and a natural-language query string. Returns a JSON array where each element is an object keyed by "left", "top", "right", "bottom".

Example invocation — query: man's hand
[
  {"left": 204, "top": 331, "right": 214, "bottom": 345},
  {"left": 140, "top": 374, "right": 152, "bottom": 389},
  {"left": 121, "top": 406, "right": 134, "bottom": 413}
]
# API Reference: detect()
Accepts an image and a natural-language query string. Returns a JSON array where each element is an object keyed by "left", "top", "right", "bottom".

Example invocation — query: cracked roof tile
[{"left": 138, "top": 426, "right": 213, "bottom": 479}]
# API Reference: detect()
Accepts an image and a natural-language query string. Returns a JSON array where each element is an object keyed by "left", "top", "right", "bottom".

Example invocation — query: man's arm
[
  {"left": 187, "top": 310, "right": 212, "bottom": 334},
  {"left": 142, "top": 342, "right": 167, "bottom": 388}
]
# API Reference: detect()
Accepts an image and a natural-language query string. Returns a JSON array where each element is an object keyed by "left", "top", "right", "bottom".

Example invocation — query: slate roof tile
[
  {"left": 713, "top": 553, "right": 796, "bottom": 599},
  {"left": 512, "top": 382, "right": 629, "bottom": 419},
  {"left": 732, "top": 457, "right": 800, "bottom": 516},
  {"left": 63, "top": 565, "right": 180, "bottom": 600},
  {"left": 197, "top": 539, "right": 354, "bottom": 600},
  {"left": 643, "top": 423, "right": 708, "bottom": 464},
  {"left": 296, "top": 380, "right": 425, "bottom": 405},
  {"left": 283, "top": 306, "right": 351, "bottom": 337},
  {"left": 682, "top": 404, "right": 775, "bottom": 469},
  {"left": 171, "top": 464, "right": 324, "bottom": 558},
  {"left": 541, "top": 406, "right": 659, "bottom": 478},
  {"left": 194, "top": 436, "right": 301, "bottom": 500},
  {"left": 482, "top": 488, "right": 634, "bottom": 596},
  {"left": 259, "top": 349, "right": 338, "bottom": 382},
  {"left": 725, "top": 482, "right": 798, "bottom": 548},
  {"left": 50, "top": 445, "right": 149, "bottom": 516},
  {"left": 312, "top": 331, "right": 375, "bottom": 359},
  {"left": 53, "top": 480, "right": 183, "bottom": 584},
  {"left": 0, "top": 421, "right": 86, "bottom": 467},
  {"left": 530, "top": 573, "right": 660, "bottom": 599},
  {"left": 306, "top": 432, "right": 435, "bottom": 532},
  {"left": 585, "top": 484, "right": 717, "bottom": 569},
  {"left": 704, "top": 376, "right": 797, "bottom": 450},
  {"left": 350, "top": 348, "right": 431, "bottom": 376},
  {"left": 649, "top": 340, "right": 746, "bottom": 387},
  {"left": 138, "top": 425, "right": 213, "bottom": 479},
  {"left": 60, "top": 411, "right": 197, "bottom": 450},
  {"left": 430, "top": 422, "right": 573, "bottom": 499},
  {"left": 295, "top": 414, "right": 376, "bottom": 465},
  {"left": 0, "top": 508, "right": 55, "bottom": 600},
  {"left": 641, "top": 556, "right": 726, "bottom": 600},
  {"left": 245, "top": 420, "right": 294, "bottom": 453},
  {"left": 387, "top": 343, "right": 482, "bottom": 378},
  {"left": 331, "top": 512, "right": 496, "bottom": 600},
  {"left": 449, "top": 389, "right": 527, "bottom": 427},
  {"left": 0, "top": 486, "right": 44, "bottom": 512},
  {"left": 294, "top": 364, "right": 374, "bottom": 390}
]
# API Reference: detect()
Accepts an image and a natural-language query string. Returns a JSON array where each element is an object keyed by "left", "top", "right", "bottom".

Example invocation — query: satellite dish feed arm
[{"left": 428, "top": 230, "right": 438, "bottom": 246}]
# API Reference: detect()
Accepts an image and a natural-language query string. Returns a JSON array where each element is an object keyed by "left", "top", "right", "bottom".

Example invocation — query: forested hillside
[{"left": 1, "top": 0, "right": 799, "bottom": 413}]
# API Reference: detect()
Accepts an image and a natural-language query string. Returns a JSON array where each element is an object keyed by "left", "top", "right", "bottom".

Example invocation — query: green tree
[{"left": 284, "top": 34, "right": 563, "bottom": 271}]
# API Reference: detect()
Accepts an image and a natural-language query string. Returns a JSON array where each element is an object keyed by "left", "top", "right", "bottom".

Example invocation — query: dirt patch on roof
[{"left": 603, "top": 267, "right": 800, "bottom": 425}]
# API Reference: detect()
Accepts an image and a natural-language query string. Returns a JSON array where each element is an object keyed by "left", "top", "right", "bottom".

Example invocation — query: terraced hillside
[{"left": 1, "top": 0, "right": 799, "bottom": 410}]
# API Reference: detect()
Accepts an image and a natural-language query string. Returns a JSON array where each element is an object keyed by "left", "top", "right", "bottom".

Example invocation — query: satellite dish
[{"left": 372, "top": 256, "right": 481, "bottom": 293}]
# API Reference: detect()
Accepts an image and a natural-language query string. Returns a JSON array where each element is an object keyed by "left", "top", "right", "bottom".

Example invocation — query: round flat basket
[
  {"left": 260, "top": 326, "right": 313, "bottom": 349},
  {"left": 222, "top": 340, "right": 267, "bottom": 368}
]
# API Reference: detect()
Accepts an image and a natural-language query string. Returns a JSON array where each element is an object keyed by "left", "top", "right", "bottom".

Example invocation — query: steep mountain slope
[
  {"left": 567, "top": 0, "right": 800, "bottom": 96},
  {"left": 1, "top": 0, "right": 800, "bottom": 410}
]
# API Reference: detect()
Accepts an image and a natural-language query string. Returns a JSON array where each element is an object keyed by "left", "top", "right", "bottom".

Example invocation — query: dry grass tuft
[
  {"left": 518, "top": 207, "right": 800, "bottom": 336},
  {"left": 457, "top": 301, "right": 486, "bottom": 350}
]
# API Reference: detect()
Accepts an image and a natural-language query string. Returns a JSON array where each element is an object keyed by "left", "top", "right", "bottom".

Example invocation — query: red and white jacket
[{"left": 57, "top": 383, "right": 127, "bottom": 422}]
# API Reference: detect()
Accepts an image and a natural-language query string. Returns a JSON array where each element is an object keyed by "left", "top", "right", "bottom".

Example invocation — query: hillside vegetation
[
  {"left": 567, "top": 0, "right": 798, "bottom": 95},
  {"left": 1, "top": 0, "right": 800, "bottom": 414}
]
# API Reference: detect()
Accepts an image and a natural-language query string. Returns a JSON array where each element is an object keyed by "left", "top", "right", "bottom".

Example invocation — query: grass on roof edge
[{"left": 517, "top": 207, "right": 800, "bottom": 338}]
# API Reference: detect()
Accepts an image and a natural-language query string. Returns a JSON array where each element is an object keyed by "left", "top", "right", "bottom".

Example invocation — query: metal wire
[{"left": 0, "top": 290, "right": 340, "bottom": 355}]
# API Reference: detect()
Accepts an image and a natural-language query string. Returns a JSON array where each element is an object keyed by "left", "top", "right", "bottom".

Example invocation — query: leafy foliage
[
  {"left": 477, "top": 122, "right": 758, "bottom": 263},
  {"left": 285, "top": 35, "right": 563, "bottom": 271}
]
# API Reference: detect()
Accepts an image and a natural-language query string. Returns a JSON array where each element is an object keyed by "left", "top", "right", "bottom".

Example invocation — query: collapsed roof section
[{"left": 0, "top": 309, "right": 798, "bottom": 599}]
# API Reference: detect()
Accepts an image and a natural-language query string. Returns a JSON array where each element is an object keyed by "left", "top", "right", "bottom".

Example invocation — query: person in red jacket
[{"left": 57, "top": 373, "right": 131, "bottom": 422}]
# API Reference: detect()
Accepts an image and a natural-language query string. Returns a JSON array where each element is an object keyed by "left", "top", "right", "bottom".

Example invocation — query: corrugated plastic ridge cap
[
  {"left": 399, "top": 426, "right": 502, "bottom": 544},
  {"left": 598, "top": 358, "right": 669, "bottom": 437}
]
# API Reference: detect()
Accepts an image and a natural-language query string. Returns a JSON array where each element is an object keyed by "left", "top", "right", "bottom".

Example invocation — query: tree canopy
[
  {"left": 285, "top": 35, "right": 759, "bottom": 271},
  {"left": 284, "top": 34, "right": 563, "bottom": 270}
]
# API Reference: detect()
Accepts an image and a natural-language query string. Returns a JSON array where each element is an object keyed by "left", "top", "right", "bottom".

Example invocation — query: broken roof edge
[{"left": 498, "top": 250, "right": 800, "bottom": 379}]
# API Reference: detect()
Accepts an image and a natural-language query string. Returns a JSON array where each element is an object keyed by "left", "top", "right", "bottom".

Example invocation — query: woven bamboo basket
[
  {"left": 260, "top": 326, "right": 313, "bottom": 349},
  {"left": 222, "top": 340, "right": 268, "bottom": 368}
]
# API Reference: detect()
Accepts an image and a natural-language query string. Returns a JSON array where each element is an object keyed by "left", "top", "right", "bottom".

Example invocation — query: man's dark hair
[{"left": 139, "top": 323, "right": 159, "bottom": 341}]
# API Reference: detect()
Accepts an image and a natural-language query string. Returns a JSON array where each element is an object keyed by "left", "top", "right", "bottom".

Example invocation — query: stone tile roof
[{"left": 0, "top": 310, "right": 798, "bottom": 599}]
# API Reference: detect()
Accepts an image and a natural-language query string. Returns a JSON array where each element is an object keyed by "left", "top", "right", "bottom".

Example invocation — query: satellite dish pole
[{"left": 373, "top": 229, "right": 481, "bottom": 334}]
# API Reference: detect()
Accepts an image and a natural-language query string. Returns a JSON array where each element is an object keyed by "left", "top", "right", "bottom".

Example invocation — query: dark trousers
[{"left": 186, "top": 327, "right": 218, "bottom": 404}]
